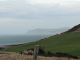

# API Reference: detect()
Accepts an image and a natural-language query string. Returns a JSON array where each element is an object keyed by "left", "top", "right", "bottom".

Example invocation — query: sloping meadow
[{"left": 2, "top": 32, "right": 80, "bottom": 57}]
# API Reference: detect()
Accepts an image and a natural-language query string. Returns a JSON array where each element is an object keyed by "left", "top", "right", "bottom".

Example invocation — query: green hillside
[{"left": 3, "top": 32, "right": 80, "bottom": 56}]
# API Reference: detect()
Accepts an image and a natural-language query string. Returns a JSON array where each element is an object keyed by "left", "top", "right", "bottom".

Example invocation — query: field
[
  {"left": 0, "top": 51, "right": 80, "bottom": 60},
  {"left": 2, "top": 32, "right": 80, "bottom": 56}
]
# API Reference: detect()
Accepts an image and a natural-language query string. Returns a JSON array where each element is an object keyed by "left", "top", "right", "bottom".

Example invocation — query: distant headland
[{"left": 26, "top": 27, "right": 70, "bottom": 35}]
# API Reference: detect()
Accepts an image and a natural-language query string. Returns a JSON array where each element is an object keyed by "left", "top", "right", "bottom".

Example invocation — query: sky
[{"left": 0, "top": 0, "right": 80, "bottom": 34}]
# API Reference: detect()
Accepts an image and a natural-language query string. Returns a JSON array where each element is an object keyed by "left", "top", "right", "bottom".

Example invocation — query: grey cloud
[{"left": 0, "top": 0, "right": 80, "bottom": 19}]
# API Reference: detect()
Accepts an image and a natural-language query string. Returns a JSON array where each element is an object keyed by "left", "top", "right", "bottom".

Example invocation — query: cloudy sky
[{"left": 0, "top": 0, "right": 80, "bottom": 34}]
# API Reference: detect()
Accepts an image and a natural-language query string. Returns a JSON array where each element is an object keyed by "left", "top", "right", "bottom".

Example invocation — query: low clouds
[
  {"left": 0, "top": 0, "right": 80, "bottom": 34},
  {"left": 0, "top": 0, "right": 80, "bottom": 20},
  {"left": 0, "top": 18, "right": 49, "bottom": 34},
  {"left": 0, "top": 0, "right": 80, "bottom": 19}
]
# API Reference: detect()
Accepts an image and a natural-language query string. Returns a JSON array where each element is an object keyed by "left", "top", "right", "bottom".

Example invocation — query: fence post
[{"left": 33, "top": 45, "right": 40, "bottom": 60}]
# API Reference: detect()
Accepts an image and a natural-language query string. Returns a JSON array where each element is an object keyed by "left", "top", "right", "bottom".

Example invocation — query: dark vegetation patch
[
  {"left": 0, "top": 47, "right": 4, "bottom": 50},
  {"left": 45, "top": 51, "right": 78, "bottom": 59},
  {"left": 22, "top": 46, "right": 46, "bottom": 56},
  {"left": 22, "top": 46, "right": 78, "bottom": 59},
  {"left": 54, "top": 52, "right": 78, "bottom": 59}
]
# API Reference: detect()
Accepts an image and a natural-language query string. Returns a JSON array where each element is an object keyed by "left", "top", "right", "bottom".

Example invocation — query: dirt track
[{"left": 0, "top": 51, "right": 80, "bottom": 60}]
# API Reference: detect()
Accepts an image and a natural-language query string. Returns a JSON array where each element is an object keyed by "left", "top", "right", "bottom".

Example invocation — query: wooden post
[{"left": 33, "top": 45, "right": 40, "bottom": 60}]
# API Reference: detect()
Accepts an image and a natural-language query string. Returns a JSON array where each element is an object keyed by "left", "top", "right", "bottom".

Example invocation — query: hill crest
[{"left": 66, "top": 24, "right": 80, "bottom": 33}]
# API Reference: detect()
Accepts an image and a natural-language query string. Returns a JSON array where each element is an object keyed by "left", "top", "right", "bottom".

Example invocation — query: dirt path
[{"left": 0, "top": 51, "right": 80, "bottom": 60}]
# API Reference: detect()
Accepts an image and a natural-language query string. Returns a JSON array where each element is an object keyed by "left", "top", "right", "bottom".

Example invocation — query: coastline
[
  {"left": 0, "top": 33, "right": 64, "bottom": 50},
  {"left": 0, "top": 34, "right": 53, "bottom": 49}
]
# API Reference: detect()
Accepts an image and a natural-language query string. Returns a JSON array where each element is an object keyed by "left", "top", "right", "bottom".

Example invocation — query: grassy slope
[{"left": 3, "top": 32, "right": 80, "bottom": 56}]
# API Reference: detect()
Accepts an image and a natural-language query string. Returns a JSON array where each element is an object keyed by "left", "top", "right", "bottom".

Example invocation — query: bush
[
  {"left": 54, "top": 52, "right": 78, "bottom": 59},
  {"left": 20, "top": 46, "right": 78, "bottom": 59},
  {"left": 47, "top": 51, "right": 54, "bottom": 57}
]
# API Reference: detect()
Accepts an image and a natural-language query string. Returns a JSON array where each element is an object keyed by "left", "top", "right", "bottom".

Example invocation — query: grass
[{"left": 2, "top": 32, "right": 80, "bottom": 56}]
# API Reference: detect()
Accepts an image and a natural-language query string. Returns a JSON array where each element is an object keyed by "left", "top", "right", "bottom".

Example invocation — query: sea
[{"left": 0, "top": 34, "right": 53, "bottom": 47}]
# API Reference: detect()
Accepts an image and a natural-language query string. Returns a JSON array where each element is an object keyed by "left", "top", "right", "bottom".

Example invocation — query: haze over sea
[{"left": 0, "top": 34, "right": 53, "bottom": 47}]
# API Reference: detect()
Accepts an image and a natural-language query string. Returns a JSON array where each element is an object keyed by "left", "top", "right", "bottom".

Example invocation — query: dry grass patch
[{"left": 0, "top": 51, "right": 80, "bottom": 60}]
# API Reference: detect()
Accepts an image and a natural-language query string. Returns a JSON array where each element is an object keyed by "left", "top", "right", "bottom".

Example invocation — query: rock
[
  {"left": 21, "top": 50, "right": 33, "bottom": 55},
  {"left": 27, "top": 50, "right": 33, "bottom": 55},
  {"left": 22, "top": 50, "right": 28, "bottom": 55}
]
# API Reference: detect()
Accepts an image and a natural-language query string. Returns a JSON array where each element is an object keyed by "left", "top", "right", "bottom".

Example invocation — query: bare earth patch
[{"left": 0, "top": 51, "right": 80, "bottom": 60}]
